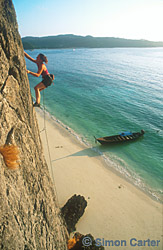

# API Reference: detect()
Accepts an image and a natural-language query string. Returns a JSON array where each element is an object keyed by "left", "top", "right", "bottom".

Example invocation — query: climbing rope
[
  {"left": 40, "top": 90, "right": 46, "bottom": 133},
  {"left": 40, "top": 90, "right": 68, "bottom": 249}
]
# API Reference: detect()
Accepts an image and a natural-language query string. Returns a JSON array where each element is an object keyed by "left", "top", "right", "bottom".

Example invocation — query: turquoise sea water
[{"left": 26, "top": 48, "right": 163, "bottom": 202}]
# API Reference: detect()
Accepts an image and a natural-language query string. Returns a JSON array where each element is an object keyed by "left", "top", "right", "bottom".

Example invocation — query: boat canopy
[{"left": 119, "top": 131, "right": 132, "bottom": 136}]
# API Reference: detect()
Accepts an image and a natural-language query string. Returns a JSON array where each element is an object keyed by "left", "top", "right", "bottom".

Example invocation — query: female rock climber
[{"left": 24, "top": 51, "right": 54, "bottom": 107}]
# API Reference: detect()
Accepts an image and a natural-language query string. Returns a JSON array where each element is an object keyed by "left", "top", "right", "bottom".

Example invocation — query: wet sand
[{"left": 35, "top": 108, "right": 162, "bottom": 250}]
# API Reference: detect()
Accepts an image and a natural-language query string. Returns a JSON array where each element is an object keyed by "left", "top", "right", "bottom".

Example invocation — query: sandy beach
[{"left": 35, "top": 108, "right": 162, "bottom": 250}]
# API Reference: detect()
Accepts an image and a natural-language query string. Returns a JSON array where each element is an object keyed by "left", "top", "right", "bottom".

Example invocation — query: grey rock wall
[{"left": 0, "top": 1, "right": 67, "bottom": 249}]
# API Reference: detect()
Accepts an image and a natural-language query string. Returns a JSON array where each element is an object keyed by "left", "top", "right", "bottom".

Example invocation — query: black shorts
[{"left": 42, "top": 74, "right": 53, "bottom": 88}]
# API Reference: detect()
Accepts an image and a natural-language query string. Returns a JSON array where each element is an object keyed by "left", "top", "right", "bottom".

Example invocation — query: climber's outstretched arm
[{"left": 24, "top": 51, "right": 37, "bottom": 63}]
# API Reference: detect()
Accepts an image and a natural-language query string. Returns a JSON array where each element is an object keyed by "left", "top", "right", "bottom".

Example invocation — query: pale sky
[{"left": 12, "top": 0, "right": 163, "bottom": 41}]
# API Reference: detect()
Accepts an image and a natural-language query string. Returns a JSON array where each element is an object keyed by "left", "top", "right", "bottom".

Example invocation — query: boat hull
[{"left": 95, "top": 130, "right": 145, "bottom": 145}]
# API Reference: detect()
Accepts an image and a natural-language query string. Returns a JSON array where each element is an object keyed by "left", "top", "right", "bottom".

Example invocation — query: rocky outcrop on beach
[
  {"left": 0, "top": 1, "right": 67, "bottom": 249},
  {"left": 61, "top": 195, "right": 87, "bottom": 234}
]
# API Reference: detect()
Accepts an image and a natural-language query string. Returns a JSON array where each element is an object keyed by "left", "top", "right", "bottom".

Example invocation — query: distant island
[{"left": 22, "top": 34, "right": 163, "bottom": 49}]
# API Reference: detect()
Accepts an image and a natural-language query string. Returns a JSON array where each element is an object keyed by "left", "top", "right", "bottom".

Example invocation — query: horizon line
[{"left": 21, "top": 34, "right": 163, "bottom": 43}]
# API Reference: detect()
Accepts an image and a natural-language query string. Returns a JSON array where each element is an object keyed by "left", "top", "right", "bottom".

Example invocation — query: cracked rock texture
[{"left": 0, "top": 1, "right": 67, "bottom": 249}]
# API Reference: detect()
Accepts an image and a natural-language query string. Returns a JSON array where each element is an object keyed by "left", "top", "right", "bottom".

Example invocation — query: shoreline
[
  {"left": 36, "top": 107, "right": 162, "bottom": 204},
  {"left": 35, "top": 107, "right": 162, "bottom": 249}
]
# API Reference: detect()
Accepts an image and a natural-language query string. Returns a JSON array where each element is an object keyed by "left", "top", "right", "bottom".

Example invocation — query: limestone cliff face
[{"left": 0, "top": 1, "right": 67, "bottom": 249}]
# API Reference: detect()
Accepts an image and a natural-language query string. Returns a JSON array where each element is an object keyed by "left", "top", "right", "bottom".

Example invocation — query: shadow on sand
[
  {"left": 52, "top": 137, "right": 144, "bottom": 162},
  {"left": 52, "top": 147, "right": 100, "bottom": 162}
]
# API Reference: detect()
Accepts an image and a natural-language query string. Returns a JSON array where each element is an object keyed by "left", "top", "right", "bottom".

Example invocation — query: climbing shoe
[{"left": 33, "top": 102, "right": 40, "bottom": 107}]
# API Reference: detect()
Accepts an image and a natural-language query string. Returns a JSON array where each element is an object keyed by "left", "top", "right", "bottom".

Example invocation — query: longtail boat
[{"left": 95, "top": 130, "right": 145, "bottom": 145}]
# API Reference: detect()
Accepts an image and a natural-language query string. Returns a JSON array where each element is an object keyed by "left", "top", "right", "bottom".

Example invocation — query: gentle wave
[
  {"left": 27, "top": 48, "right": 163, "bottom": 203},
  {"left": 39, "top": 106, "right": 162, "bottom": 203}
]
